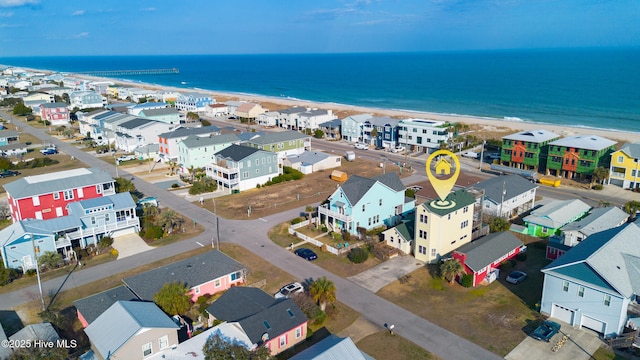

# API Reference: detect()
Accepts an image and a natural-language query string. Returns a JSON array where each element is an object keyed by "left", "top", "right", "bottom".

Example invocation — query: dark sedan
[
  {"left": 294, "top": 248, "right": 318, "bottom": 261},
  {"left": 0, "top": 170, "right": 20, "bottom": 178}
]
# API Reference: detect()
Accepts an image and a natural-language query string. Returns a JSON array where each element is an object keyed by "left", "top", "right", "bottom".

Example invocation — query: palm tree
[
  {"left": 167, "top": 161, "right": 178, "bottom": 176},
  {"left": 440, "top": 259, "right": 466, "bottom": 285},
  {"left": 157, "top": 210, "right": 183, "bottom": 234},
  {"left": 309, "top": 276, "right": 336, "bottom": 311},
  {"left": 38, "top": 251, "right": 62, "bottom": 271}
]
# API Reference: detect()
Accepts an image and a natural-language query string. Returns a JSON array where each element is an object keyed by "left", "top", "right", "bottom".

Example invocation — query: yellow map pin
[{"left": 426, "top": 150, "right": 460, "bottom": 203}]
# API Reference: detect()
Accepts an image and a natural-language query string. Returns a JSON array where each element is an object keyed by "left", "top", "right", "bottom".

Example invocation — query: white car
[
  {"left": 116, "top": 155, "right": 135, "bottom": 163},
  {"left": 461, "top": 151, "right": 478, "bottom": 159},
  {"left": 354, "top": 143, "right": 369, "bottom": 150},
  {"left": 274, "top": 282, "right": 304, "bottom": 299},
  {"left": 391, "top": 146, "right": 405, "bottom": 153}
]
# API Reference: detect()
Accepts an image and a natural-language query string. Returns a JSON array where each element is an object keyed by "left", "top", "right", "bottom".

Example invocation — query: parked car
[
  {"left": 486, "top": 152, "right": 501, "bottom": 160},
  {"left": 274, "top": 282, "right": 304, "bottom": 299},
  {"left": 354, "top": 143, "right": 369, "bottom": 150},
  {"left": 506, "top": 271, "right": 527, "bottom": 284},
  {"left": 461, "top": 151, "right": 478, "bottom": 158},
  {"left": 391, "top": 146, "right": 405, "bottom": 153},
  {"left": 294, "top": 248, "right": 318, "bottom": 261},
  {"left": 40, "top": 148, "right": 58, "bottom": 155},
  {"left": 117, "top": 155, "right": 135, "bottom": 163},
  {"left": 531, "top": 320, "right": 561, "bottom": 342},
  {"left": 0, "top": 170, "right": 20, "bottom": 178}
]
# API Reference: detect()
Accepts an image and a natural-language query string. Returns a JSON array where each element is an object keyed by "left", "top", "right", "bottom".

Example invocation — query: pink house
[
  {"left": 206, "top": 287, "right": 308, "bottom": 356},
  {"left": 452, "top": 232, "right": 526, "bottom": 287},
  {"left": 123, "top": 250, "right": 246, "bottom": 303},
  {"left": 39, "top": 102, "right": 70, "bottom": 126}
]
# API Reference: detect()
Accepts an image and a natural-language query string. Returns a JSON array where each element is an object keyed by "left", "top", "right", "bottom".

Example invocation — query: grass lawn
[
  {"left": 376, "top": 240, "right": 551, "bottom": 357},
  {"left": 200, "top": 159, "right": 404, "bottom": 220},
  {"left": 591, "top": 346, "right": 630, "bottom": 360},
  {"left": 357, "top": 331, "right": 442, "bottom": 360}
]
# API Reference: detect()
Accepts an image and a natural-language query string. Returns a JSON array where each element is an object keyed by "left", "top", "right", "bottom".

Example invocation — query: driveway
[
  {"left": 505, "top": 321, "right": 604, "bottom": 360},
  {"left": 348, "top": 255, "right": 424, "bottom": 292},
  {"left": 112, "top": 233, "right": 154, "bottom": 259}
]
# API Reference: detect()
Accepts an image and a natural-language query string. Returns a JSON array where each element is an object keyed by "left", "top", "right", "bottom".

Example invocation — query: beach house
[
  {"left": 39, "top": 102, "right": 71, "bottom": 126},
  {"left": 470, "top": 174, "right": 538, "bottom": 218},
  {"left": 244, "top": 131, "right": 311, "bottom": 159},
  {"left": 277, "top": 106, "right": 308, "bottom": 129},
  {"left": 397, "top": 118, "right": 452, "bottom": 153},
  {"left": 69, "top": 90, "right": 106, "bottom": 110},
  {"left": 298, "top": 109, "right": 336, "bottom": 131},
  {"left": 206, "top": 145, "right": 281, "bottom": 192},
  {"left": 608, "top": 142, "right": 640, "bottom": 189},
  {"left": 362, "top": 116, "right": 400, "bottom": 149},
  {"left": 114, "top": 118, "right": 174, "bottom": 152},
  {"left": 522, "top": 199, "right": 591, "bottom": 237},
  {"left": 23, "top": 92, "right": 54, "bottom": 111},
  {"left": 501, "top": 130, "right": 559, "bottom": 172},
  {"left": 157, "top": 126, "right": 221, "bottom": 161},
  {"left": 137, "top": 107, "right": 182, "bottom": 124},
  {"left": 546, "top": 135, "right": 616, "bottom": 180},
  {"left": 341, "top": 114, "right": 373, "bottom": 143},
  {"left": 177, "top": 133, "right": 239, "bottom": 171},
  {"left": 235, "top": 102, "right": 267, "bottom": 122},
  {"left": 175, "top": 92, "right": 214, "bottom": 112}
]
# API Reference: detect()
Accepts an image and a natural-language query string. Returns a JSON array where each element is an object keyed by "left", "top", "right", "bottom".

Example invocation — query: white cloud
[
  {"left": 73, "top": 32, "right": 89, "bottom": 39},
  {"left": 0, "top": 0, "right": 38, "bottom": 8},
  {"left": 142, "top": 7, "right": 156, "bottom": 12},
  {"left": 72, "top": 10, "right": 85, "bottom": 16}
]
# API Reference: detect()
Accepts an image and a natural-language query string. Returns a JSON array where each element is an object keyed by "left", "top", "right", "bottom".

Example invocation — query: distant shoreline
[{"left": 11, "top": 65, "right": 640, "bottom": 144}]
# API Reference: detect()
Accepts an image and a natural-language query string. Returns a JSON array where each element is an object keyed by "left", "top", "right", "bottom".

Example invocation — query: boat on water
[{"left": 181, "top": 81, "right": 187, "bottom": 84}]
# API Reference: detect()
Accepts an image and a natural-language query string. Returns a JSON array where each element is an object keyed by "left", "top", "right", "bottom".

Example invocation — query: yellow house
[
  {"left": 106, "top": 85, "right": 119, "bottom": 99},
  {"left": 413, "top": 190, "right": 475, "bottom": 264},
  {"left": 608, "top": 143, "right": 640, "bottom": 189}
]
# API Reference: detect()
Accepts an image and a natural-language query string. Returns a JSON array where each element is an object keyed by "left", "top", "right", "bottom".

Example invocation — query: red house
[
  {"left": 3, "top": 168, "right": 115, "bottom": 222},
  {"left": 39, "top": 102, "right": 71, "bottom": 126},
  {"left": 452, "top": 232, "right": 525, "bottom": 287}
]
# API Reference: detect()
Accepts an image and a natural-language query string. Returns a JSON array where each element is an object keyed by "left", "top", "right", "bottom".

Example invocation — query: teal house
[
  {"left": 244, "top": 130, "right": 311, "bottom": 159},
  {"left": 178, "top": 133, "right": 239, "bottom": 171},
  {"left": 522, "top": 199, "right": 591, "bottom": 237}
]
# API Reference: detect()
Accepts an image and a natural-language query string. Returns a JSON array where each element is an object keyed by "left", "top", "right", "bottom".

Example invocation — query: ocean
[{"left": 2, "top": 48, "right": 639, "bottom": 133}]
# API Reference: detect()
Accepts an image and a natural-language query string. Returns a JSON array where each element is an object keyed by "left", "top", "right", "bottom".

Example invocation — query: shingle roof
[
  {"left": 181, "top": 133, "right": 239, "bottom": 149},
  {"left": 206, "top": 287, "right": 276, "bottom": 322},
  {"left": 159, "top": 125, "right": 220, "bottom": 139},
  {"left": 617, "top": 142, "right": 640, "bottom": 159},
  {"left": 3, "top": 168, "right": 113, "bottom": 199},
  {"left": 472, "top": 174, "right": 538, "bottom": 204},
  {"left": 367, "top": 116, "right": 400, "bottom": 127},
  {"left": 561, "top": 206, "right": 629, "bottom": 237},
  {"left": 123, "top": 250, "right": 245, "bottom": 301},
  {"left": 421, "top": 189, "right": 476, "bottom": 216},
  {"left": 318, "top": 119, "right": 342, "bottom": 128},
  {"left": 394, "top": 220, "right": 414, "bottom": 243},
  {"left": 372, "top": 173, "right": 405, "bottom": 192},
  {"left": 454, "top": 232, "right": 523, "bottom": 272},
  {"left": 73, "top": 286, "right": 139, "bottom": 325},
  {"left": 9, "top": 323, "right": 59, "bottom": 343},
  {"left": 238, "top": 297, "right": 307, "bottom": 344},
  {"left": 340, "top": 175, "right": 377, "bottom": 205},
  {"left": 300, "top": 109, "right": 330, "bottom": 117},
  {"left": 40, "top": 102, "right": 68, "bottom": 109},
  {"left": 139, "top": 107, "right": 179, "bottom": 117},
  {"left": 523, "top": 199, "right": 591, "bottom": 229},
  {"left": 118, "top": 117, "right": 153, "bottom": 130},
  {"left": 549, "top": 135, "right": 616, "bottom": 151},
  {"left": 502, "top": 129, "right": 559, "bottom": 143},
  {"left": 289, "top": 335, "right": 374, "bottom": 360},
  {"left": 279, "top": 106, "right": 308, "bottom": 115},
  {"left": 341, "top": 114, "right": 373, "bottom": 123},
  {"left": 85, "top": 301, "right": 178, "bottom": 359},
  {"left": 214, "top": 144, "right": 261, "bottom": 161},
  {"left": 248, "top": 131, "right": 309, "bottom": 145},
  {"left": 543, "top": 223, "right": 640, "bottom": 298}
]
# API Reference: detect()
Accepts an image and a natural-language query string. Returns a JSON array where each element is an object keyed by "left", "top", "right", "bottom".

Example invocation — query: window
[
  {"left": 362, "top": 204, "right": 365, "bottom": 212},
  {"left": 379, "top": 199, "right": 382, "bottom": 206},
  {"left": 32, "top": 196, "right": 40, "bottom": 206},
  {"left": 617, "top": 156, "right": 624, "bottom": 163},
  {"left": 562, "top": 281, "right": 569, "bottom": 292},
  {"left": 96, "top": 184, "right": 102, "bottom": 194},
  {"left": 418, "top": 245, "right": 426, "bottom": 255},
  {"left": 431, "top": 248, "right": 436, "bottom": 257},
  {"left": 230, "top": 271, "right": 242, "bottom": 281},
  {"left": 105, "top": 213, "right": 110, "bottom": 222},
  {"left": 142, "top": 342, "right": 152, "bottom": 357},
  {"left": 460, "top": 220, "right": 469, "bottom": 229},
  {"left": 158, "top": 335, "right": 169, "bottom": 350},
  {"left": 91, "top": 217, "right": 96, "bottom": 225},
  {"left": 279, "top": 335, "right": 287, "bottom": 347},
  {"left": 420, "top": 214, "right": 428, "bottom": 223},
  {"left": 368, "top": 217, "right": 371, "bottom": 226},
  {"left": 243, "top": 171, "right": 249, "bottom": 179},
  {"left": 578, "top": 286, "right": 584, "bottom": 297},
  {"left": 194, "top": 286, "right": 200, "bottom": 294},
  {"left": 604, "top": 295, "right": 611, "bottom": 306},
  {"left": 64, "top": 190, "right": 74, "bottom": 200},
  {"left": 390, "top": 236, "right": 394, "bottom": 243},
  {"left": 295, "top": 327, "right": 302, "bottom": 339},
  {"left": 53, "top": 192, "right": 60, "bottom": 200},
  {"left": 214, "top": 279, "right": 221, "bottom": 287}
]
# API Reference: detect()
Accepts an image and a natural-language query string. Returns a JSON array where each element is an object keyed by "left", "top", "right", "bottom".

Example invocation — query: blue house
[
  {"left": 540, "top": 222, "right": 640, "bottom": 336},
  {"left": 175, "top": 93, "right": 214, "bottom": 112},
  {"left": 362, "top": 116, "right": 400, "bottom": 149},
  {"left": 318, "top": 173, "right": 414, "bottom": 235},
  {"left": 0, "top": 193, "right": 139, "bottom": 271}
]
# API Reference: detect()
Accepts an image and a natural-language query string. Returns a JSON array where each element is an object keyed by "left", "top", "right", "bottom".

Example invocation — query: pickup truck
[
  {"left": 461, "top": 151, "right": 478, "bottom": 159},
  {"left": 531, "top": 320, "right": 561, "bottom": 342}
]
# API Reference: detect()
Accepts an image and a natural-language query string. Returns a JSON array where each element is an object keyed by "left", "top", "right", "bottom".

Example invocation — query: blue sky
[{"left": 0, "top": 0, "right": 638, "bottom": 56}]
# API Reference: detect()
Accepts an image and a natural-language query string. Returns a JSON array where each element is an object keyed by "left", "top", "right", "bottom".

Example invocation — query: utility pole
[
  {"left": 499, "top": 180, "right": 506, "bottom": 218},
  {"left": 479, "top": 140, "right": 486, "bottom": 170},
  {"left": 29, "top": 233, "right": 46, "bottom": 311}
]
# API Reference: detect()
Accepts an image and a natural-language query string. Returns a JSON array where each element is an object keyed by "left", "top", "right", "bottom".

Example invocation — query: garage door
[
  {"left": 581, "top": 315, "right": 605, "bottom": 334},
  {"left": 551, "top": 304, "right": 574, "bottom": 325},
  {"left": 110, "top": 227, "right": 136, "bottom": 238}
]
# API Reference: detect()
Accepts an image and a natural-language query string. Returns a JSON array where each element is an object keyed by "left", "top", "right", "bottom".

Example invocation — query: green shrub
[
  {"left": 290, "top": 217, "right": 304, "bottom": 225},
  {"left": 313, "top": 311, "right": 327, "bottom": 326},
  {"left": 188, "top": 179, "right": 217, "bottom": 195},
  {"left": 592, "top": 184, "right": 603, "bottom": 190},
  {"left": 321, "top": 226, "right": 328, "bottom": 232},
  {"left": 144, "top": 225, "right": 164, "bottom": 239},
  {"left": 460, "top": 274, "right": 474, "bottom": 288},
  {"left": 98, "top": 236, "right": 114, "bottom": 248},
  {"left": 74, "top": 247, "right": 90, "bottom": 260},
  {"left": 348, "top": 248, "right": 369, "bottom": 263},
  {"left": 0, "top": 267, "right": 19, "bottom": 286},
  {"left": 13, "top": 158, "right": 59, "bottom": 170},
  {"left": 25, "top": 269, "right": 37, "bottom": 277},
  {"left": 171, "top": 183, "right": 180, "bottom": 188},
  {"left": 262, "top": 166, "right": 304, "bottom": 187}
]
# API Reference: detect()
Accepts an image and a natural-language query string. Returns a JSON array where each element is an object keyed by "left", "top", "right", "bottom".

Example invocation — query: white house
[
  {"left": 298, "top": 109, "right": 335, "bottom": 131},
  {"left": 470, "top": 174, "right": 538, "bottom": 218},
  {"left": 69, "top": 90, "right": 106, "bottom": 109},
  {"left": 397, "top": 118, "right": 452, "bottom": 153},
  {"left": 284, "top": 151, "right": 341, "bottom": 174}
]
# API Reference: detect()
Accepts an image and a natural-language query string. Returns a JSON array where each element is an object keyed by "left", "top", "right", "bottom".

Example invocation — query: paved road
[{"left": 0, "top": 112, "right": 502, "bottom": 360}]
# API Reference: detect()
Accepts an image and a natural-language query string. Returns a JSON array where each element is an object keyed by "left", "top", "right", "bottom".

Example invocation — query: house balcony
[
  {"left": 54, "top": 218, "right": 140, "bottom": 247},
  {"left": 55, "top": 237, "right": 71, "bottom": 249},
  {"left": 318, "top": 204, "right": 353, "bottom": 223}
]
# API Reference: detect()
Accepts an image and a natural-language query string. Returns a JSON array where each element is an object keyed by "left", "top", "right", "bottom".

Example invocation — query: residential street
[{"left": 0, "top": 112, "right": 502, "bottom": 359}]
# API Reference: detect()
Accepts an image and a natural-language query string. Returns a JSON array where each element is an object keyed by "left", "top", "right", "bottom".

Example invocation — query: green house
[
  {"left": 501, "top": 130, "right": 559, "bottom": 172},
  {"left": 245, "top": 130, "right": 311, "bottom": 159},
  {"left": 546, "top": 135, "right": 616, "bottom": 179},
  {"left": 522, "top": 199, "right": 590, "bottom": 237}
]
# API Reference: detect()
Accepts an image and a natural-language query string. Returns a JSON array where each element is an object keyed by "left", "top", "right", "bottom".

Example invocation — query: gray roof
[
  {"left": 206, "top": 286, "right": 276, "bottom": 322},
  {"left": 39, "top": 102, "right": 68, "bottom": 109},
  {"left": 3, "top": 168, "right": 113, "bottom": 199},
  {"left": 68, "top": 192, "right": 136, "bottom": 214},
  {"left": 139, "top": 107, "right": 179, "bottom": 116},
  {"left": 118, "top": 117, "right": 154, "bottom": 129},
  {"left": 300, "top": 109, "right": 331, "bottom": 117},
  {"left": 523, "top": 199, "right": 591, "bottom": 229},
  {"left": 287, "top": 151, "right": 331, "bottom": 166},
  {"left": 123, "top": 250, "right": 245, "bottom": 301},
  {"left": 181, "top": 133, "right": 239, "bottom": 149},
  {"left": 561, "top": 206, "right": 629, "bottom": 237},
  {"left": 236, "top": 131, "right": 264, "bottom": 142},
  {"left": 454, "top": 232, "right": 523, "bottom": 272},
  {"left": 85, "top": 301, "right": 178, "bottom": 359},
  {"left": 341, "top": 114, "right": 373, "bottom": 124},
  {"left": 618, "top": 142, "right": 640, "bottom": 159},
  {"left": 372, "top": 173, "right": 406, "bottom": 192},
  {"left": 279, "top": 106, "right": 308, "bottom": 115},
  {"left": 472, "top": 174, "right": 538, "bottom": 204},
  {"left": 248, "top": 130, "right": 309, "bottom": 145},
  {"left": 9, "top": 323, "right": 59, "bottom": 343},
  {"left": 549, "top": 135, "right": 616, "bottom": 151},
  {"left": 543, "top": 223, "right": 640, "bottom": 298},
  {"left": 502, "top": 129, "right": 559, "bottom": 143},
  {"left": 319, "top": 119, "right": 341, "bottom": 128},
  {"left": 73, "top": 286, "right": 139, "bottom": 325},
  {"left": 339, "top": 173, "right": 404, "bottom": 207},
  {"left": 215, "top": 144, "right": 261, "bottom": 161},
  {"left": 290, "top": 335, "right": 375, "bottom": 360},
  {"left": 367, "top": 116, "right": 400, "bottom": 127},
  {"left": 159, "top": 125, "right": 221, "bottom": 139}
]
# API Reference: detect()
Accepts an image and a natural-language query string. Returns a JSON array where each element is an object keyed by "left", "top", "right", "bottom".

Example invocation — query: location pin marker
[{"left": 426, "top": 150, "right": 460, "bottom": 207}]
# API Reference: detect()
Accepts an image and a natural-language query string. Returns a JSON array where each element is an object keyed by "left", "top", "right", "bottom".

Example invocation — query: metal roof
[
  {"left": 3, "top": 168, "right": 113, "bottom": 199},
  {"left": 247, "top": 130, "right": 309, "bottom": 145},
  {"left": 139, "top": 107, "right": 179, "bottom": 116},
  {"left": 502, "top": 129, "right": 559, "bottom": 143},
  {"left": 158, "top": 125, "right": 220, "bottom": 139},
  {"left": 85, "top": 301, "right": 178, "bottom": 359},
  {"left": 286, "top": 151, "right": 331, "bottom": 166},
  {"left": 454, "top": 232, "right": 523, "bottom": 272},
  {"left": 40, "top": 102, "right": 68, "bottom": 108},
  {"left": 523, "top": 199, "right": 591, "bottom": 229},
  {"left": 278, "top": 106, "right": 308, "bottom": 115},
  {"left": 617, "top": 142, "right": 640, "bottom": 159},
  {"left": 548, "top": 135, "right": 617, "bottom": 151}
]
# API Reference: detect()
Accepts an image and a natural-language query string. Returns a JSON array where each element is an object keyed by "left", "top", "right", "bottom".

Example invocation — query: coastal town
[{"left": 1, "top": 66, "right": 640, "bottom": 360}]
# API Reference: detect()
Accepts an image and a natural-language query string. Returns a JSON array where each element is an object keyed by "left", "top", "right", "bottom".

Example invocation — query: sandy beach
[{"left": 63, "top": 71, "right": 640, "bottom": 145}]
